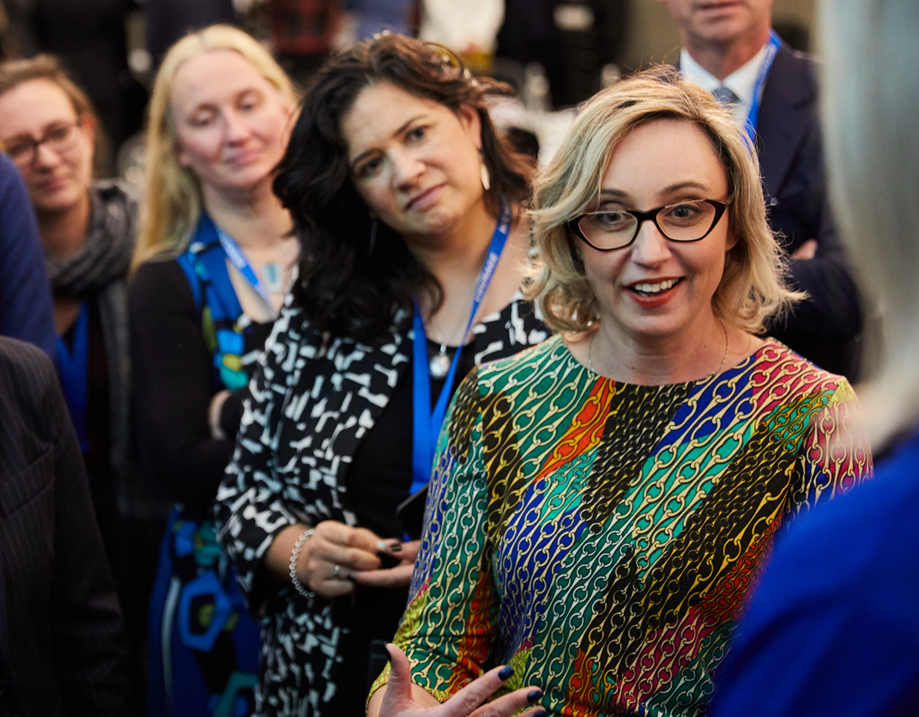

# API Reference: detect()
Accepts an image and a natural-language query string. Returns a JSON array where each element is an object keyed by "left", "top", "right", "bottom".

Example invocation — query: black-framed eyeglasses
[
  {"left": 3, "top": 118, "right": 83, "bottom": 168},
  {"left": 568, "top": 199, "right": 729, "bottom": 251}
]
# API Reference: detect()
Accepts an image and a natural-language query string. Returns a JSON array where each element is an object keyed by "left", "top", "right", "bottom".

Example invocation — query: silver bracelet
[{"left": 289, "top": 527, "right": 315, "bottom": 599}]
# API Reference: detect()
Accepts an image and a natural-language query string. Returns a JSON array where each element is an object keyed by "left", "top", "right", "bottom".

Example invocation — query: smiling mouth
[{"left": 627, "top": 278, "right": 682, "bottom": 297}]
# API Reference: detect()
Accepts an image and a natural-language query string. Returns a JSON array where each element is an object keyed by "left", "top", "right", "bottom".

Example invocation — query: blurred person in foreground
[
  {"left": 0, "top": 153, "right": 55, "bottom": 356},
  {"left": 367, "top": 72, "right": 870, "bottom": 717},
  {"left": 0, "top": 336, "right": 129, "bottom": 716},
  {"left": 129, "top": 25, "right": 298, "bottom": 717},
  {"left": 215, "top": 33, "right": 548, "bottom": 716},
  {"left": 710, "top": 1, "right": 919, "bottom": 714},
  {"left": 657, "top": 0, "right": 864, "bottom": 380}
]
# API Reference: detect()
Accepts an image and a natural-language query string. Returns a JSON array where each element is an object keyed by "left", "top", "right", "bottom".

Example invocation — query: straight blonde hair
[
  {"left": 527, "top": 70, "right": 801, "bottom": 335},
  {"left": 134, "top": 25, "right": 297, "bottom": 270},
  {"left": 819, "top": 0, "right": 919, "bottom": 443}
]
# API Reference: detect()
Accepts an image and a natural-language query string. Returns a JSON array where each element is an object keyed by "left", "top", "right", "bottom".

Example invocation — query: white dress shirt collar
[{"left": 680, "top": 41, "right": 771, "bottom": 125}]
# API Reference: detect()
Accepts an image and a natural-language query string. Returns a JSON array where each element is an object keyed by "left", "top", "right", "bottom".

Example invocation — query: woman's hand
[
  {"left": 370, "top": 644, "right": 546, "bottom": 717},
  {"left": 352, "top": 540, "right": 420, "bottom": 588},
  {"left": 294, "top": 520, "right": 385, "bottom": 598}
]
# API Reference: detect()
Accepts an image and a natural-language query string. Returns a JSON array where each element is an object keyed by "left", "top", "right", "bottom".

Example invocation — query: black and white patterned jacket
[{"left": 214, "top": 294, "right": 548, "bottom": 716}]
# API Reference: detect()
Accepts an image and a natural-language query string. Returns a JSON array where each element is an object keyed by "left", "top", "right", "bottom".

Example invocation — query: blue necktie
[{"left": 712, "top": 85, "right": 739, "bottom": 107}]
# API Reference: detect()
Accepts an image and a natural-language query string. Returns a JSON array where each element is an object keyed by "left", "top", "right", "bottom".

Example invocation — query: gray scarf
[
  {"left": 45, "top": 180, "right": 163, "bottom": 519},
  {"left": 45, "top": 180, "right": 135, "bottom": 297}
]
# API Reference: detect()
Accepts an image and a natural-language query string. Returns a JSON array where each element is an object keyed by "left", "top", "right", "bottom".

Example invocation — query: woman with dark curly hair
[{"left": 214, "top": 33, "right": 548, "bottom": 716}]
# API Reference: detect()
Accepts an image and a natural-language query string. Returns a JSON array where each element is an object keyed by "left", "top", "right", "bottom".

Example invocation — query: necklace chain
[{"left": 588, "top": 319, "right": 729, "bottom": 380}]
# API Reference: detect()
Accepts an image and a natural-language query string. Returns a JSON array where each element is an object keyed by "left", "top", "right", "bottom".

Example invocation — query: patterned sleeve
[
  {"left": 369, "top": 370, "right": 502, "bottom": 703},
  {"left": 214, "top": 304, "right": 312, "bottom": 605},
  {"left": 788, "top": 379, "right": 872, "bottom": 517}
]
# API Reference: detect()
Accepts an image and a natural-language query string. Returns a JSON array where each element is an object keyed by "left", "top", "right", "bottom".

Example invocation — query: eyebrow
[
  {"left": 185, "top": 87, "right": 263, "bottom": 115},
  {"left": 598, "top": 180, "right": 710, "bottom": 200},
  {"left": 349, "top": 114, "right": 426, "bottom": 169},
  {"left": 3, "top": 120, "right": 74, "bottom": 143}
]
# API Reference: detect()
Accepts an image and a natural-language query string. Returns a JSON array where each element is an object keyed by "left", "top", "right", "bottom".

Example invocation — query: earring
[{"left": 480, "top": 156, "right": 491, "bottom": 192}]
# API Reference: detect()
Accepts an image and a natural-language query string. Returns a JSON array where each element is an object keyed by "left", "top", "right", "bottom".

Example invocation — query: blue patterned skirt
[{"left": 148, "top": 508, "right": 261, "bottom": 717}]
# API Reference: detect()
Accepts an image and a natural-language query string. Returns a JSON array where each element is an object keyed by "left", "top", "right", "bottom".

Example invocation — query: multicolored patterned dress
[{"left": 371, "top": 335, "right": 871, "bottom": 716}]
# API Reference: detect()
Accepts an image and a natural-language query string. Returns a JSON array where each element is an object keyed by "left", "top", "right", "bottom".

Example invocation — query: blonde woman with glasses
[{"left": 368, "top": 72, "right": 871, "bottom": 717}]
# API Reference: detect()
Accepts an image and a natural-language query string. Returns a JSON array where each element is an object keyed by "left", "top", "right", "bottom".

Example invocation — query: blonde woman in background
[
  {"left": 711, "top": 1, "right": 919, "bottom": 714},
  {"left": 128, "top": 25, "right": 297, "bottom": 717}
]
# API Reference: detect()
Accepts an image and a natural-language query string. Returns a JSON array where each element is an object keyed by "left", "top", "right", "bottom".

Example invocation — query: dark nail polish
[
  {"left": 388, "top": 543, "right": 403, "bottom": 552},
  {"left": 527, "top": 690, "right": 543, "bottom": 704},
  {"left": 498, "top": 666, "right": 514, "bottom": 681},
  {"left": 533, "top": 711, "right": 548, "bottom": 717}
]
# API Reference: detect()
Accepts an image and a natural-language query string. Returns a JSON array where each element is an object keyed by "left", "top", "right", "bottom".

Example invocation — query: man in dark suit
[
  {"left": 658, "top": 0, "right": 863, "bottom": 379},
  {"left": 0, "top": 337, "right": 129, "bottom": 715}
]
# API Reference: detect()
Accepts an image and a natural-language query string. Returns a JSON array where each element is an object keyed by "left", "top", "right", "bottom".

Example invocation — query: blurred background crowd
[
  {"left": 0, "top": 1, "right": 911, "bottom": 716},
  {"left": 0, "top": 0, "right": 817, "bottom": 178}
]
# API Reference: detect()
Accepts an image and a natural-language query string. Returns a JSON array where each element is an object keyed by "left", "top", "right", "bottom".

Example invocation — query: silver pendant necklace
[
  {"left": 428, "top": 345, "right": 451, "bottom": 379},
  {"left": 427, "top": 314, "right": 463, "bottom": 379},
  {"left": 262, "top": 262, "right": 283, "bottom": 293}
]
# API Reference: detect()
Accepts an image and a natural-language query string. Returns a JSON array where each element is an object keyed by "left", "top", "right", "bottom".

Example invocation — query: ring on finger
[{"left": 333, "top": 564, "right": 342, "bottom": 579}]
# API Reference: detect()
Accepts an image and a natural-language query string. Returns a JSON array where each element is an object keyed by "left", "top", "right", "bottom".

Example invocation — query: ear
[
  {"left": 725, "top": 227, "right": 738, "bottom": 252},
  {"left": 79, "top": 113, "right": 97, "bottom": 150},
  {"left": 457, "top": 104, "right": 483, "bottom": 150}
]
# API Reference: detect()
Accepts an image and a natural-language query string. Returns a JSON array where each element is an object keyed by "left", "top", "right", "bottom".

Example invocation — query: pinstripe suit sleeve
[{"left": 0, "top": 338, "right": 129, "bottom": 715}]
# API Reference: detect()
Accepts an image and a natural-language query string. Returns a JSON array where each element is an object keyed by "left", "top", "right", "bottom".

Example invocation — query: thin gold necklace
[{"left": 588, "top": 320, "right": 729, "bottom": 380}]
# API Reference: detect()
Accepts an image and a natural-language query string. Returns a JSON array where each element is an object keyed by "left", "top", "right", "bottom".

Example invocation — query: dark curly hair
[{"left": 273, "top": 33, "right": 532, "bottom": 341}]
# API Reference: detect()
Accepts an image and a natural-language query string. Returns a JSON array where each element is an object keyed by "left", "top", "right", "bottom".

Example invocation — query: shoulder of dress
[
  {"left": 752, "top": 338, "right": 853, "bottom": 396},
  {"left": 476, "top": 333, "right": 563, "bottom": 380}
]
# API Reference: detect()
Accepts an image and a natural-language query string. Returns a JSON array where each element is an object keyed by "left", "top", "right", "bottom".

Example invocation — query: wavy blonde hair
[
  {"left": 527, "top": 70, "right": 802, "bottom": 335},
  {"left": 134, "top": 25, "right": 297, "bottom": 270}
]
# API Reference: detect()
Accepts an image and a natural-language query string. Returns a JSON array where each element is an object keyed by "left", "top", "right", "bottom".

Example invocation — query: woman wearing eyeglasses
[
  {"left": 0, "top": 54, "right": 158, "bottom": 706},
  {"left": 368, "top": 73, "right": 871, "bottom": 717},
  {"left": 0, "top": 55, "right": 133, "bottom": 484}
]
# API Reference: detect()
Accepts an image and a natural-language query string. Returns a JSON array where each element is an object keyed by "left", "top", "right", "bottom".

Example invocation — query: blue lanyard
[
  {"left": 743, "top": 30, "right": 782, "bottom": 143},
  {"left": 410, "top": 199, "right": 513, "bottom": 495},
  {"left": 215, "top": 226, "right": 274, "bottom": 307}
]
